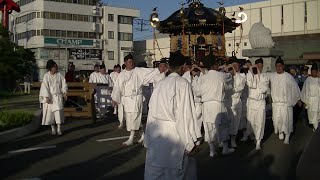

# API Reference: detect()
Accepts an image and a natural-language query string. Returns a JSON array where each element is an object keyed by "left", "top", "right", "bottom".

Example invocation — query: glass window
[
  {"left": 43, "top": 29, "right": 50, "bottom": 36},
  {"left": 67, "top": 31, "right": 73, "bottom": 37},
  {"left": 83, "top": 15, "right": 89, "bottom": 22},
  {"left": 108, "top": 31, "right": 114, "bottom": 39},
  {"left": 92, "top": 16, "right": 97, "bottom": 23},
  {"left": 73, "top": 14, "right": 78, "bottom": 21},
  {"left": 49, "top": 12, "right": 56, "bottom": 19},
  {"left": 89, "top": 32, "right": 95, "bottom": 39},
  {"left": 73, "top": 31, "right": 78, "bottom": 38},
  {"left": 61, "top": 30, "right": 66, "bottom": 37},
  {"left": 61, "top": 13, "right": 66, "bottom": 20},
  {"left": 32, "top": 30, "right": 36, "bottom": 37},
  {"left": 56, "top": 30, "right": 62, "bottom": 37},
  {"left": 78, "top": 15, "right": 84, "bottom": 21},
  {"left": 61, "top": 0, "right": 66, "bottom": 2},
  {"left": 108, "top": 51, "right": 114, "bottom": 60},
  {"left": 50, "top": 30, "right": 56, "bottom": 37},
  {"left": 108, "top": 14, "right": 114, "bottom": 22},
  {"left": 78, "top": 31, "right": 84, "bottom": 38},
  {"left": 73, "top": 0, "right": 78, "bottom": 3},
  {"left": 119, "top": 16, "right": 133, "bottom": 24},
  {"left": 66, "top": 14, "right": 72, "bottom": 20},
  {"left": 36, "top": 12, "right": 40, "bottom": 18},
  {"left": 36, "top": 30, "right": 40, "bottom": 36},
  {"left": 44, "top": 12, "right": 50, "bottom": 18},
  {"left": 118, "top": 32, "right": 133, "bottom": 41},
  {"left": 78, "top": 0, "right": 83, "bottom": 4},
  {"left": 84, "top": 0, "right": 88, "bottom": 5},
  {"left": 56, "top": 13, "right": 61, "bottom": 19},
  {"left": 84, "top": 32, "right": 89, "bottom": 38},
  {"left": 66, "top": 0, "right": 72, "bottom": 3}
]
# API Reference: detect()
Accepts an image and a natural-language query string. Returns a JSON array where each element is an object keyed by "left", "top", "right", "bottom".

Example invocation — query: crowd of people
[{"left": 38, "top": 52, "right": 320, "bottom": 179}]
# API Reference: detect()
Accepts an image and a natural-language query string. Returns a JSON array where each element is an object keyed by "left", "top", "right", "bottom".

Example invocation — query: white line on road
[
  {"left": 8, "top": 145, "right": 57, "bottom": 154},
  {"left": 96, "top": 136, "right": 135, "bottom": 142}
]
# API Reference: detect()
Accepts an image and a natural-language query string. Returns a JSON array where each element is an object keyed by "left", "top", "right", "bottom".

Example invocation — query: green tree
[{"left": 0, "top": 24, "right": 36, "bottom": 90}]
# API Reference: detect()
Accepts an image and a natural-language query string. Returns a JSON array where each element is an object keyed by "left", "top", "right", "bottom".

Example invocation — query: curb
[{"left": 0, "top": 110, "right": 42, "bottom": 144}]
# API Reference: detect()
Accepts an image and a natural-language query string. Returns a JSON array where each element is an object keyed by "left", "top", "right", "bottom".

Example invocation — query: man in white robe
[
  {"left": 269, "top": 57, "right": 301, "bottom": 144},
  {"left": 89, "top": 64, "right": 100, "bottom": 83},
  {"left": 111, "top": 54, "right": 160, "bottom": 146},
  {"left": 241, "top": 58, "right": 269, "bottom": 150},
  {"left": 39, "top": 60, "right": 68, "bottom": 136},
  {"left": 193, "top": 57, "right": 235, "bottom": 157},
  {"left": 182, "top": 60, "right": 192, "bottom": 83},
  {"left": 96, "top": 64, "right": 113, "bottom": 108},
  {"left": 225, "top": 59, "right": 246, "bottom": 148},
  {"left": 109, "top": 64, "right": 124, "bottom": 127},
  {"left": 239, "top": 60, "right": 252, "bottom": 130},
  {"left": 301, "top": 63, "right": 320, "bottom": 131},
  {"left": 146, "top": 59, "right": 168, "bottom": 90},
  {"left": 144, "top": 52, "right": 201, "bottom": 180}
]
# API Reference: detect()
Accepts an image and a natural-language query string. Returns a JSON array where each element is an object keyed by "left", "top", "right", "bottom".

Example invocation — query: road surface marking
[
  {"left": 8, "top": 145, "right": 57, "bottom": 154},
  {"left": 96, "top": 136, "right": 135, "bottom": 142}
]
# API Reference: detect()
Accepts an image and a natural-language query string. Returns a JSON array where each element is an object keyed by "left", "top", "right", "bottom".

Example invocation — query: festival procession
[{"left": 1, "top": 0, "right": 320, "bottom": 179}]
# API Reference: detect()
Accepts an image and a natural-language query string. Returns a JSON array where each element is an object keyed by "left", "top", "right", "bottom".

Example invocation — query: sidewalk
[{"left": 0, "top": 91, "right": 39, "bottom": 113}]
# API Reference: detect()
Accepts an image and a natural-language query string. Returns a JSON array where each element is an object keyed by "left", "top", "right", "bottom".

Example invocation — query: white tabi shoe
[
  {"left": 51, "top": 129, "right": 57, "bottom": 135},
  {"left": 118, "top": 123, "right": 123, "bottom": 129},
  {"left": 122, "top": 139, "right": 134, "bottom": 147},
  {"left": 138, "top": 135, "right": 144, "bottom": 144},
  {"left": 256, "top": 140, "right": 261, "bottom": 150},
  {"left": 284, "top": 135, "right": 290, "bottom": 144},
  {"left": 57, "top": 130, "right": 63, "bottom": 136},
  {"left": 222, "top": 148, "right": 235, "bottom": 155},
  {"left": 279, "top": 133, "right": 284, "bottom": 140},
  {"left": 209, "top": 151, "right": 216, "bottom": 158}
]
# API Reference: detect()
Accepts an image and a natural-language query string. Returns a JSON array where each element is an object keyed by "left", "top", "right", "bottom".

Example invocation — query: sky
[{"left": 104, "top": 0, "right": 265, "bottom": 40}]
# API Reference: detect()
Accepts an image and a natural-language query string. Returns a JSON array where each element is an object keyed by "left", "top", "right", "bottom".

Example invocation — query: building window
[
  {"left": 108, "top": 31, "right": 114, "bottom": 39},
  {"left": 118, "top": 16, "right": 133, "bottom": 24},
  {"left": 118, "top": 32, "right": 133, "bottom": 41},
  {"left": 108, "top": 14, "right": 114, "bottom": 22},
  {"left": 259, "top": 8, "right": 262, "bottom": 22},
  {"left": 244, "top": 42, "right": 247, "bottom": 46},
  {"left": 108, "top": 51, "right": 114, "bottom": 60}
]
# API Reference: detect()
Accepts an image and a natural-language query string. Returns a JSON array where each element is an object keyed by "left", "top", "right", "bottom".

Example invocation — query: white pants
[
  {"left": 195, "top": 103, "right": 203, "bottom": 132},
  {"left": 124, "top": 112, "right": 142, "bottom": 131},
  {"left": 246, "top": 99, "right": 266, "bottom": 141},
  {"left": 144, "top": 155, "right": 197, "bottom": 180},
  {"left": 226, "top": 98, "right": 242, "bottom": 135},
  {"left": 118, "top": 103, "right": 124, "bottom": 124},
  {"left": 307, "top": 109, "right": 320, "bottom": 127},
  {"left": 203, "top": 122, "right": 229, "bottom": 143},
  {"left": 272, "top": 103, "right": 293, "bottom": 135},
  {"left": 24, "top": 82, "right": 31, "bottom": 94}
]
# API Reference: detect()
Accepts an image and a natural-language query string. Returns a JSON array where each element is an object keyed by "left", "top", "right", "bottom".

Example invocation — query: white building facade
[
  {"left": 134, "top": 0, "right": 320, "bottom": 65},
  {"left": 102, "top": 6, "right": 139, "bottom": 69},
  {"left": 9, "top": 0, "right": 139, "bottom": 79}
]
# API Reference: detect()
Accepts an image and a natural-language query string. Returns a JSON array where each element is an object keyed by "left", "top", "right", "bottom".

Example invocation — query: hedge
[{"left": 0, "top": 111, "right": 34, "bottom": 132}]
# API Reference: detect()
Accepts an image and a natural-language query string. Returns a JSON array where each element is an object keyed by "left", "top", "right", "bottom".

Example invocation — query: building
[
  {"left": 102, "top": 6, "right": 139, "bottom": 69},
  {"left": 134, "top": 0, "right": 320, "bottom": 66},
  {"left": 8, "top": 0, "right": 139, "bottom": 80}
]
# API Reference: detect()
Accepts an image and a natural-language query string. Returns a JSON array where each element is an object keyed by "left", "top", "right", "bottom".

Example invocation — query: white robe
[
  {"left": 192, "top": 75, "right": 203, "bottom": 132},
  {"left": 246, "top": 71, "right": 269, "bottom": 141},
  {"left": 111, "top": 67, "right": 160, "bottom": 131},
  {"left": 301, "top": 77, "right": 320, "bottom": 127},
  {"left": 182, "top": 71, "right": 192, "bottom": 84},
  {"left": 194, "top": 70, "right": 232, "bottom": 143},
  {"left": 225, "top": 72, "right": 246, "bottom": 135},
  {"left": 39, "top": 72, "right": 68, "bottom": 125},
  {"left": 269, "top": 72, "right": 300, "bottom": 134},
  {"left": 110, "top": 71, "right": 120, "bottom": 84},
  {"left": 89, "top": 71, "right": 100, "bottom": 83},
  {"left": 110, "top": 72, "right": 123, "bottom": 123},
  {"left": 144, "top": 73, "right": 200, "bottom": 180}
]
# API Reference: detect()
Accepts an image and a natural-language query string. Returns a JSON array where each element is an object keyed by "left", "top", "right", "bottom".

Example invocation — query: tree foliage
[{"left": 0, "top": 23, "right": 37, "bottom": 80}]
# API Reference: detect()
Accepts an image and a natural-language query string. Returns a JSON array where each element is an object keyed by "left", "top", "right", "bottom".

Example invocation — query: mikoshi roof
[{"left": 157, "top": 1, "right": 239, "bottom": 35}]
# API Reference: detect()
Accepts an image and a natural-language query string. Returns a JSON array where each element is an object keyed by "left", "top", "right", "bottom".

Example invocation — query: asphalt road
[{"left": 0, "top": 115, "right": 314, "bottom": 180}]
